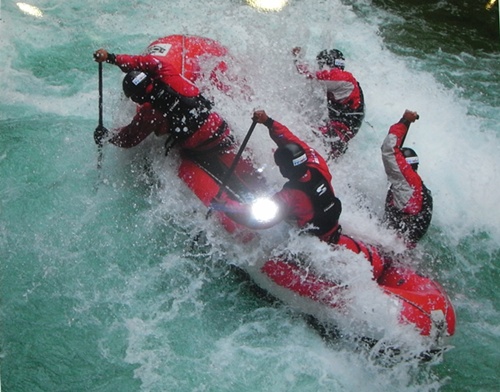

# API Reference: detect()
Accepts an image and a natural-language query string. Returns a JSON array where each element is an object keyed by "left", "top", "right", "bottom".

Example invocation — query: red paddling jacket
[
  {"left": 381, "top": 119, "right": 433, "bottom": 246},
  {"left": 108, "top": 53, "right": 232, "bottom": 152},
  {"left": 295, "top": 62, "right": 365, "bottom": 131},
  {"left": 265, "top": 120, "right": 342, "bottom": 242}
]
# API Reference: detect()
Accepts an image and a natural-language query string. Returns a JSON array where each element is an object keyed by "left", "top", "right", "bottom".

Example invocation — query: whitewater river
[{"left": 1, "top": 0, "right": 499, "bottom": 391}]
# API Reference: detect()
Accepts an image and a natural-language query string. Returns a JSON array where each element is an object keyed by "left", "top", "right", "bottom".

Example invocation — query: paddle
[
  {"left": 206, "top": 119, "right": 258, "bottom": 217},
  {"left": 96, "top": 62, "right": 104, "bottom": 170}
]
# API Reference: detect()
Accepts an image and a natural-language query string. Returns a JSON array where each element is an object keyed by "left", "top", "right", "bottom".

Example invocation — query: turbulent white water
[{"left": 2, "top": 0, "right": 500, "bottom": 391}]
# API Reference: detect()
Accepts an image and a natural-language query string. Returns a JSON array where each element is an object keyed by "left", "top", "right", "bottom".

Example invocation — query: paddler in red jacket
[
  {"left": 292, "top": 47, "right": 365, "bottom": 159},
  {"left": 92, "top": 48, "right": 233, "bottom": 154},
  {"left": 144, "top": 35, "right": 252, "bottom": 100},
  {"left": 216, "top": 110, "right": 342, "bottom": 244},
  {"left": 381, "top": 110, "right": 433, "bottom": 247}
]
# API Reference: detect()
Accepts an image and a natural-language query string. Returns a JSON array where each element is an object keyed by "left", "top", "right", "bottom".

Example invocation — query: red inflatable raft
[{"left": 177, "top": 146, "right": 456, "bottom": 349}]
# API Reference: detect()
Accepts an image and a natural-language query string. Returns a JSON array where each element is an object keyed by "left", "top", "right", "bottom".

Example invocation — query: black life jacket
[
  {"left": 327, "top": 82, "right": 365, "bottom": 133},
  {"left": 384, "top": 183, "right": 433, "bottom": 244},
  {"left": 149, "top": 82, "right": 212, "bottom": 141},
  {"left": 284, "top": 167, "right": 342, "bottom": 236}
]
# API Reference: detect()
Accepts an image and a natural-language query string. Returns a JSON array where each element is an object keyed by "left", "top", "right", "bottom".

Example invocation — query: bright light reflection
[
  {"left": 247, "top": 0, "right": 288, "bottom": 12},
  {"left": 485, "top": 0, "right": 497, "bottom": 11},
  {"left": 17, "top": 2, "right": 43, "bottom": 18},
  {"left": 250, "top": 197, "right": 279, "bottom": 223}
]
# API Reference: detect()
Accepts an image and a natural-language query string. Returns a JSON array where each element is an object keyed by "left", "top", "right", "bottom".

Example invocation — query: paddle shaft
[
  {"left": 98, "top": 62, "right": 103, "bottom": 127},
  {"left": 204, "top": 119, "right": 257, "bottom": 220},
  {"left": 97, "top": 62, "right": 103, "bottom": 169},
  {"left": 213, "top": 119, "right": 257, "bottom": 202}
]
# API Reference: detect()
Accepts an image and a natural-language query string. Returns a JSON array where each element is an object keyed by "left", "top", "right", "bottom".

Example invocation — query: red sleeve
[
  {"left": 382, "top": 122, "right": 423, "bottom": 214},
  {"left": 114, "top": 54, "right": 200, "bottom": 97},
  {"left": 274, "top": 188, "right": 314, "bottom": 228},
  {"left": 388, "top": 121, "right": 407, "bottom": 148},
  {"left": 267, "top": 119, "right": 307, "bottom": 148},
  {"left": 389, "top": 122, "right": 420, "bottom": 185},
  {"left": 315, "top": 69, "right": 361, "bottom": 108},
  {"left": 268, "top": 120, "right": 332, "bottom": 183},
  {"left": 315, "top": 68, "right": 351, "bottom": 82},
  {"left": 109, "top": 104, "right": 168, "bottom": 148}
]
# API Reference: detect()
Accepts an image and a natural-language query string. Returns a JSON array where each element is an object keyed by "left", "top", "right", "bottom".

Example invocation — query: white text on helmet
[
  {"left": 132, "top": 72, "right": 148, "bottom": 85},
  {"left": 334, "top": 59, "right": 345, "bottom": 68},
  {"left": 292, "top": 154, "right": 307, "bottom": 166},
  {"left": 405, "top": 156, "right": 419, "bottom": 165},
  {"left": 147, "top": 44, "right": 172, "bottom": 56}
]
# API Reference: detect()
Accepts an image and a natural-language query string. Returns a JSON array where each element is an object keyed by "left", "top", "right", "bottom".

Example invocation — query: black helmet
[
  {"left": 316, "top": 49, "right": 346, "bottom": 70},
  {"left": 122, "top": 71, "right": 153, "bottom": 104},
  {"left": 402, "top": 147, "right": 419, "bottom": 171},
  {"left": 274, "top": 143, "right": 308, "bottom": 179}
]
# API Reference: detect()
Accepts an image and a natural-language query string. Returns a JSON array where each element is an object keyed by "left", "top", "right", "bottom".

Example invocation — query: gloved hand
[
  {"left": 93, "top": 49, "right": 116, "bottom": 64},
  {"left": 93, "top": 49, "right": 108, "bottom": 62},
  {"left": 402, "top": 110, "right": 419, "bottom": 123},
  {"left": 252, "top": 110, "right": 269, "bottom": 124},
  {"left": 291, "top": 47, "right": 302, "bottom": 57},
  {"left": 94, "top": 125, "right": 109, "bottom": 146},
  {"left": 252, "top": 110, "right": 273, "bottom": 127}
]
